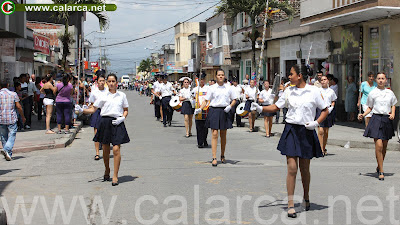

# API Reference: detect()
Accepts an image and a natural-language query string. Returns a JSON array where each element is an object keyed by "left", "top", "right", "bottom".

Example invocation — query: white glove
[
  {"left": 194, "top": 108, "right": 202, "bottom": 115},
  {"left": 224, "top": 105, "right": 232, "bottom": 113},
  {"left": 305, "top": 121, "right": 319, "bottom": 130},
  {"left": 74, "top": 105, "right": 83, "bottom": 115},
  {"left": 112, "top": 116, "right": 125, "bottom": 125},
  {"left": 328, "top": 106, "right": 334, "bottom": 114},
  {"left": 158, "top": 96, "right": 162, "bottom": 100},
  {"left": 251, "top": 102, "right": 263, "bottom": 113}
]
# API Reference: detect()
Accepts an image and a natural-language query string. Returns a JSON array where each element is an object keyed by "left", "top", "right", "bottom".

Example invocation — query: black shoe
[
  {"left": 304, "top": 200, "right": 310, "bottom": 211},
  {"left": 168, "top": 121, "right": 172, "bottom": 126},
  {"left": 212, "top": 158, "right": 217, "bottom": 167},
  {"left": 220, "top": 155, "right": 226, "bottom": 164},
  {"left": 379, "top": 172, "right": 384, "bottom": 181},
  {"left": 197, "top": 144, "right": 204, "bottom": 148},
  {"left": 164, "top": 124, "right": 167, "bottom": 127},
  {"left": 204, "top": 141, "right": 209, "bottom": 147},
  {"left": 112, "top": 182, "right": 119, "bottom": 186},
  {"left": 103, "top": 175, "right": 111, "bottom": 182},
  {"left": 287, "top": 207, "right": 297, "bottom": 218}
]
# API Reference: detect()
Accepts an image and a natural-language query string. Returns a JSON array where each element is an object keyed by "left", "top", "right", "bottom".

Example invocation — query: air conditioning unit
[{"left": 296, "top": 50, "right": 302, "bottom": 59}]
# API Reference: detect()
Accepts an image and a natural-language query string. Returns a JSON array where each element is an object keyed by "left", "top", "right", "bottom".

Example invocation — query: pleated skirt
[
  {"left": 364, "top": 114, "right": 395, "bottom": 140},
  {"left": 93, "top": 116, "right": 130, "bottom": 145},
  {"left": 206, "top": 107, "right": 233, "bottom": 130}
]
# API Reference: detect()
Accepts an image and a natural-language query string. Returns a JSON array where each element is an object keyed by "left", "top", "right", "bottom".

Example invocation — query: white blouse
[
  {"left": 89, "top": 87, "right": 108, "bottom": 104},
  {"left": 205, "top": 84, "right": 237, "bottom": 107},
  {"left": 244, "top": 86, "right": 259, "bottom": 101},
  {"left": 275, "top": 85, "right": 328, "bottom": 125},
  {"left": 259, "top": 89, "right": 275, "bottom": 105},
  {"left": 367, "top": 88, "right": 397, "bottom": 115},
  {"left": 320, "top": 87, "right": 337, "bottom": 106},
  {"left": 94, "top": 91, "right": 129, "bottom": 118},
  {"left": 178, "top": 87, "right": 192, "bottom": 102},
  {"left": 160, "top": 82, "right": 175, "bottom": 97}
]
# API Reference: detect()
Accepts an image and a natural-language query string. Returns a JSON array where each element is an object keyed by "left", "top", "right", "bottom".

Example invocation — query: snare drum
[
  {"left": 236, "top": 102, "right": 248, "bottom": 117},
  {"left": 169, "top": 96, "right": 182, "bottom": 111}
]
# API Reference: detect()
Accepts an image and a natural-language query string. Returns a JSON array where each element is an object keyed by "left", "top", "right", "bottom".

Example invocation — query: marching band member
[
  {"left": 358, "top": 72, "right": 397, "bottom": 181},
  {"left": 230, "top": 78, "right": 244, "bottom": 127},
  {"left": 75, "top": 74, "right": 130, "bottom": 186},
  {"left": 192, "top": 73, "right": 209, "bottom": 148},
  {"left": 179, "top": 77, "right": 194, "bottom": 137},
  {"left": 160, "top": 74, "right": 176, "bottom": 127},
  {"left": 258, "top": 80, "right": 277, "bottom": 137},
  {"left": 244, "top": 79, "right": 259, "bottom": 132},
  {"left": 151, "top": 74, "right": 163, "bottom": 122},
  {"left": 195, "top": 69, "right": 237, "bottom": 167},
  {"left": 251, "top": 64, "right": 329, "bottom": 218},
  {"left": 88, "top": 75, "right": 108, "bottom": 161},
  {"left": 316, "top": 75, "right": 337, "bottom": 156}
]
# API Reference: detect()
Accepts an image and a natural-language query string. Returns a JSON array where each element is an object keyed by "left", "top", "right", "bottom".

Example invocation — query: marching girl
[
  {"left": 179, "top": 78, "right": 194, "bottom": 137},
  {"left": 88, "top": 75, "right": 108, "bottom": 161},
  {"left": 251, "top": 64, "right": 329, "bottom": 218},
  {"left": 258, "top": 80, "right": 277, "bottom": 138},
  {"left": 195, "top": 69, "right": 237, "bottom": 167},
  {"left": 75, "top": 74, "right": 130, "bottom": 186},
  {"left": 358, "top": 72, "right": 397, "bottom": 181},
  {"left": 316, "top": 75, "right": 337, "bottom": 156},
  {"left": 244, "top": 79, "right": 259, "bottom": 132},
  {"left": 160, "top": 74, "right": 176, "bottom": 127}
]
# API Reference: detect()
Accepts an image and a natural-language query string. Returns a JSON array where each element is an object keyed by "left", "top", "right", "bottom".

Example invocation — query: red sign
[
  {"left": 90, "top": 62, "right": 99, "bottom": 68},
  {"left": 33, "top": 33, "right": 50, "bottom": 55}
]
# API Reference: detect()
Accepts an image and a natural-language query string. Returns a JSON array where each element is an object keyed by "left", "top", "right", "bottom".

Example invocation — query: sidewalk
[
  {"left": 241, "top": 115, "right": 400, "bottom": 151},
  {"left": 0, "top": 115, "right": 83, "bottom": 154}
]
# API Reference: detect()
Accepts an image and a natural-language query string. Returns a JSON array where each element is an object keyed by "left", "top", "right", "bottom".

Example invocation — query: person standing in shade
[
  {"left": 19, "top": 74, "right": 36, "bottom": 129},
  {"left": 0, "top": 79, "right": 26, "bottom": 161},
  {"left": 160, "top": 74, "right": 176, "bottom": 127},
  {"left": 193, "top": 73, "right": 209, "bottom": 148},
  {"left": 251, "top": 64, "right": 329, "bottom": 218},
  {"left": 258, "top": 80, "right": 277, "bottom": 137},
  {"left": 179, "top": 78, "right": 194, "bottom": 137},
  {"left": 88, "top": 75, "right": 108, "bottom": 161},
  {"left": 230, "top": 78, "right": 244, "bottom": 127},
  {"left": 316, "top": 75, "right": 337, "bottom": 156},
  {"left": 41, "top": 74, "right": 57, "bottom": 134},
  {"left": 358, "top": 72, "right": 397, "bottom": 181},
  {"left": 358, "top": 72, "right": 377, "bottom": 127},
  {"left": 345, "top": 76, "right": 358, "bottom": 121},
  {"left": 195, "top": 69, "right": 237, "bottom": 167},
  {"left": 244, "top": 79, "right": 259, "bottom": 132},
  {"left": 55, "top": 74, "right": 74, "bottom": 134},
  {"left": 76, "top": 74, "right": 130, "bottom": 186}
]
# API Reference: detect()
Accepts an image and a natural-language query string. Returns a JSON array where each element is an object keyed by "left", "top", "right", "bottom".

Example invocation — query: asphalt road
[{"left": 1, "top": 90, "right": 400, "bottom": 225}]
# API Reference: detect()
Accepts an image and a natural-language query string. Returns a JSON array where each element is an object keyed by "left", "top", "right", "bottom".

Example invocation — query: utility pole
[{"left": 99, "top": 37, "right": 102, "bottom": 69}]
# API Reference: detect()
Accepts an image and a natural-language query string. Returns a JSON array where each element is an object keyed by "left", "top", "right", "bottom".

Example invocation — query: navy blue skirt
[
  {"left": 315, "top": 107, "right": 336, "bottom": 128},
  {"left": 260, "top": 105, "right": 276, "bottom": 117},
  {"left": 364, "top": 114, "right": 395, "bottom": 140},
  {"left": 244, "top": 100, "right": 254, "bottom": 112},
  {"left": 181, "top": 101, "right": 194, "bottom": 115},
  {"left": 93, "top": 116, "right": 130, "bottom": 145},
  {"left": 277, "top": 123, "right": 323, "bottom": 159},
  {"left": 90, "top": 108, "right": 101, "bottom": 128},
  {"left": 206, "top": 107, "right": 233, "bottom": 130}
]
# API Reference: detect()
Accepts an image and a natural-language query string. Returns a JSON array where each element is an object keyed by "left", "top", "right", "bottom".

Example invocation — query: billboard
[{"left": 33, "top": 33, "right": 50, "bottom": 55}]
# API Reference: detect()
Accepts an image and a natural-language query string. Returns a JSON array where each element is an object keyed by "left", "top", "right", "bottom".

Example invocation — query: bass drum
[
  {"left": 236, "top": 102, "right": 248, "bottom": 117},
  {"left": 169, "top": 96, "right": 182, "bottom": 112}
]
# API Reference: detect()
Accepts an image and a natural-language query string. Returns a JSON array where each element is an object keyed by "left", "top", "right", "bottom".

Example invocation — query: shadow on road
[
  {"left": 119, "top": 175, "right": 139, "bottom": 184},
  {"left": 259, "top": 200, "right": 329, "bottom": 212},
  {"left": 361, "top": 172, "right": 395, "bottom": 178}
]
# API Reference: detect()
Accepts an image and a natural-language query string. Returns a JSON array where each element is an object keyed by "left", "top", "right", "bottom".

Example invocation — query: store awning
[{"left": 301, "top": 6, "right": 400, "bottom": 29}]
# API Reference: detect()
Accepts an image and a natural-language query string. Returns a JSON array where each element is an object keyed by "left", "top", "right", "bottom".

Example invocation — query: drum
[
  {"left": 195, "top": 104, "right": 210, "bottom": 120},
  {"left": 236, "top": 102, "right": 248, "bottom": 117},
  {"left": 169, "top": 96, "right": 182, "bottom": 111}
]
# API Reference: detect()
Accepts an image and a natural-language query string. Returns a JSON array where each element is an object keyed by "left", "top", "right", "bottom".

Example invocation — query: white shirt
[
  {"left": 367, "top": 88, "right": 397, "bottom": 115},
  {"left": 152, "top": 81, "right": 161, "bottom": 93},
  {"left": 320, "top": 87, "right": 337, "bottom": 107},
  {"left": 259, "top": 89, "right": 275, "bottom": 105},
  {"left": 205, "top": 84, "right": 237, "bottom": 107},
  {"left": 231, "top": 85, "right": 243, "bottom": 101},
  {"left": 160, "top": 82, "right": 175, "bottom": 97},
  {"left": 244, "top": 86, "right": 259, "bottom": 101},
  {"left": 330, "top": 84, "right": 338, "bottom": 97},
  {"left": 178, "top": 87, "right": 192, "bottom": 102},
  {"left": 275, "top": 85, "right": 328, "bottom": 125},
  {"left": 192, "top": 85, "right": 209, "bottom": 105},
  {"left": 94, "top": 91, "right": 129, "bottom": 118},
  {"left": 89, "top": 87, "right": 108, "bottom": 105}
]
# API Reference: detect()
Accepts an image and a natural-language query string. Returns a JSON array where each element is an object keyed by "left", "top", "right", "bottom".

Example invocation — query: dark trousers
[
  {"left": 22, "top": 96, "right": 33, "bottom": 126},
  {"left": 56, "top": 102, "right": 72, "bottom": 126},
  {"left": 195, "top": 120, "right": 208, "bottom": 146},
  {"left": 37, "top": 98, "right": 44, "bottom": 120},
  {"left": 154, "top": 98, "right": 161, "bottom": 118},
  {"left": 161, "top": 97, "right": 173, "bottom": 125},
  {"left": 230, "top": 101, "right": 242, "bottom": 127}
]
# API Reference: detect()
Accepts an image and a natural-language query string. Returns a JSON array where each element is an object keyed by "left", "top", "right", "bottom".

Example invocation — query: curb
[
  {"left": 13, "top": 121, "right": 83, "bottom": 154},
  {"left": 241, "top": 120, "right": 400, "bottom": 151}
]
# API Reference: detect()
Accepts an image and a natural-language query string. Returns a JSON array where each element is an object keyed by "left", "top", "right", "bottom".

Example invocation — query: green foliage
[{"left": 138, "top": 58, "right": 157, "bottom": 75}]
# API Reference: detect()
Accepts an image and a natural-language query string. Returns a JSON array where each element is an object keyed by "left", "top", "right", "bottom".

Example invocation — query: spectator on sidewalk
[
  {"left": 358, "top": 72, "right": 377, "bottom": 127},
  {"left": 0, "top": 79, "right": 26, "bottom": 161},
  {"left": 19, "top": 74, "right": 37, "bottom": 129},
  {"left": 13, "top": 82, "right": 26, "bottom": 131},
  {"left": 345, "top": 76, "right": 358, "bottom": 121},
  {"left": 41, "top": 74, "right": 57, "bottom": 134},
  {"left": 55, "top": 74, "right": 74, "bottom": 134},
  {"left": 35, "top": 77, "right": 44, "bottom": 121}
]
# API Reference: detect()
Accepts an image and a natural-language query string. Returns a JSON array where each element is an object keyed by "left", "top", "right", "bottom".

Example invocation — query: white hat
[{"left": 179, "top": 77, "right": 192, "bottom": 82}]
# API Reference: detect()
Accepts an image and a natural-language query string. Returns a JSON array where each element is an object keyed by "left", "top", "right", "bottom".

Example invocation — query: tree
[
  {"left": 138, "top": 58, "right": 157, "bottom": 78},
  {"left": 53, "top": 0, "right": 109, "bottom": 71},
  {"left": 218, "top": 0, "right": 294, "bottom": 78}
]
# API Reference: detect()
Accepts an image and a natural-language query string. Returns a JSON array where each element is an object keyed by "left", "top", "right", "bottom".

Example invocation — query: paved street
[{"left": 1, "top": 91, "right": 400, "bottom": 225}]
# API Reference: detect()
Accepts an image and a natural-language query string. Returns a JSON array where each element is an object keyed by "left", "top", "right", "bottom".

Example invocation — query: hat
[
  {"left": 179, "top": 77, "right": 192, "bottom": 82},
  {"left": 232, "top": 76, "right": 239, "bottom": 82},
  {"left": 242, "top": 79, "right": 249, "bottom": 84}
]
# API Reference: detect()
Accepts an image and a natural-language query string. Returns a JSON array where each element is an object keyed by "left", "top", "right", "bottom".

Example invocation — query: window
[
  {"left": 176, "top": 38, "right": 180, "bottom": 54},
  {"left": 208, "top": 32, "right": 213, "bottom": 47},
  {"left": 191, "top": 41, "right": 196, "bottom": 59},
  {"left": 245, "top": 60, "right": 252, "bottom": 77},
  {"left": 217, "top": 27, "right": 222, "bottom": 47},
  {"left": 239, "top": 13, "right": 244, "bottom": 29}
]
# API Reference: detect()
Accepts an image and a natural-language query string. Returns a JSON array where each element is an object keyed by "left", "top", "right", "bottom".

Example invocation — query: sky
[{"left": 32, "top": 0, "right": 220, "bottom": 76}]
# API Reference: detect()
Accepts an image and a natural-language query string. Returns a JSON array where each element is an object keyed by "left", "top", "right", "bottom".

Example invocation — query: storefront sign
[
  {"left": 369, "top": 28, "right": 379, "bottom": 59},
  {"left": 90, "top": 61, "right": 99, "bottom": 68},
  {"left": 33, "top": 33, "right": 50, "bottom": 55},
  {"left": 166, "top": 62, "right": 183, "bottom": 73}
]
